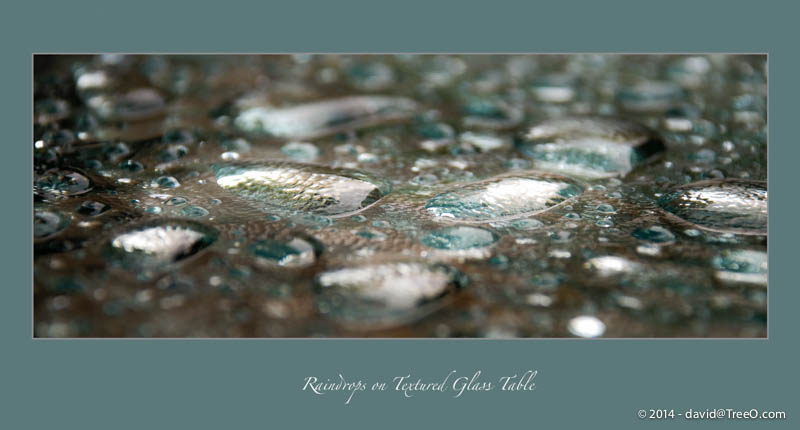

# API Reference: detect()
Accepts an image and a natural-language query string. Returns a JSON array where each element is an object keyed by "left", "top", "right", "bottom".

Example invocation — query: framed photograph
[{"left": 8, "top": 1, "right": 795, "bottom": 428}]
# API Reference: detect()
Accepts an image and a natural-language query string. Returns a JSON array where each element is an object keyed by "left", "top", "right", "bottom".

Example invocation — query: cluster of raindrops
[{"left": 34, "top": 54, "right": 766, "bottom": 338}]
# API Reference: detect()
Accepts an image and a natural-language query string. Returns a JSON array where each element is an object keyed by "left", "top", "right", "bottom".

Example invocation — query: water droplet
[
  {"left": 346, "top": 62, "right": 396, "bottom": 91},
  {"left": 459, "top": 132, "right": 509, "bottom": 153},
  {"left": 151, "top": 176, "right": 180, "bottom": 189},
  {"left": 181, "top": 206, "right": 209, "bottom": 217},
  {"left": 585, "top": 256, "right": 640, "bottom": 276},
  {"left": 234, "top": 96, "right": 417, "bottom": 139},
  {"left": 35, "top": 98, "right": 71, "bottom": 124},
  {"left": 250, "top": 237, "right": 318, "bottom": 267},
  {"left": 119, "top": 160, "right": 144, "bottom": 172},
  {"left": 110, "top": 88, "right": 166, "bottom": 121},
  {"left": 220, "top": 137, "right": 251, "bottom": 153},
  {"left": 160, "top": 144, "right": 189, "bottom": 162},
  {"left": 165, "top": 197, "right": 187, "bottom": 206},
  {"left": 425, "top": 172, "right": 582, "bottom": 222},
  {"left": 658, "top": 179, "right": 767, "bottom": 235},
  {"left": 632, "top": 225, "right": 676, "bottom": 243},
  {"left": 353, "top": 229, "right": 387, "bottom": 241},
  {"left": 617, "top": 81, "right": 683, "bottom": 112},
  {"left": 549, "top": 230, "right": 574, "bottom": 242},
  {"left": 314, "top": 262, "right": 467, "bottom": 329},
  {"left": 35, "top": 169, "right": 92, "bottom": 197},
  {"left": 712, "top": 249, "right": 767, "bottom": 285},
  {"left": 77, "top": 201, "right": 109, "bottom": 216},
  {"left": 422, "top": 226, "right": 498, "bottom": 250},
  {"left": 461, "top": 100, "right": 523, "bottom": 130},
  {"left": 596, "top": 204, "right": 616, "bottom": 213},
  {"left": 34, "top": 210, "right": 69, "bottom": 238},
  {"left": 145, "top": 206, "right": 162, "bottom": 214},
  {"left": 596, "top": 218, "right": 614, "bottom": 227},
  {"left": 567, "top": 315, "right": 606, "bottom": 338},
  {"left": 106, "top": 220, "right": 218, "bottom": 270},
  {"left": 519, "top": 116, "right": 665, "bottom": 178},
  {"left": 220, "top": 151, "right": 240, "bottom": 161},
  {"left": 531, "top": 74, "right": 578, "bottom": 103},
  {"left": 213, "top": 161, "right": 390, "bottom": 217},
  {"left": 510, "top": 218, "right": 545, "bottom": 230},
  {"left": 281, "top": 141, "right": 320, "bottom": 161}
]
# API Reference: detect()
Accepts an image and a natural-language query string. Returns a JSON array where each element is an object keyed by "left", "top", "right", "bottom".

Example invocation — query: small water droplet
[
  {"left": 281, "top": 141, "right": 320, "bottom": 161},
  {"left": 181, "top": 206, "right": 209, "bottom": 217},
  {"left": 151, "top": 176, "right": 181, "bottom": 189},
  {"left": 77, "top": 201, "right": 109, "bottom": 216},
  {"left": 567, "top": 315, "right": 606, "bottom": 338},
  {"left": 632, "top": 225, "right": 676, "bottom": 243},
  {"left": 422, "top": 226, "right": 498, "bottom": 250}
]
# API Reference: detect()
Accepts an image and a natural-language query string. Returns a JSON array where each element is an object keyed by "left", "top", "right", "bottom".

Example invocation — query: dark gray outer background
[{"left": 4, "top": 1, "right": 796, "bottom": 428}]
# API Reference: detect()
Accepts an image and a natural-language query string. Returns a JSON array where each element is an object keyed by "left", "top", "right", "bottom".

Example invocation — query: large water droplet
[
  {"left": 658, "top": 179, "right": 767, "bottom": 235},
  {"left": 35, "top": 169, "right": 93, "bottom": 197},
  {"left": 213, "top": 161, "right": 390, "bottom": 217},
  {"left": 105, "top": 220, "right": 218, "bottom": 270},
  {"left": 519, "top": 116, "right": 665, "bottom": 179},
  {"left": 425, "top": 172, "right": 583, "bottom": 222},
  {"left": 234, "top": 96, "right": 417, "bottom": 139},
  {"left": 315, "top": 262, "right": 467, "bottom": 329}
]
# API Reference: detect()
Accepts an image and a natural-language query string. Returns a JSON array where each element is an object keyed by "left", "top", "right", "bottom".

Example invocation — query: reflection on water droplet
[
  {"left": 422, "top": 226, "right": 498, "bottom": 250},
  {"left": 235, "top": 96, "right": 417, "bottom": 139},
  {"left": 567, "top": 315, "right": 606, "bottom": 338},
  {"left": 106, "top": 220, "right": 218, "bottom": 270},
  {"left": 425, "top": 172, "right": 582, "bottom": 222},
  {"left": 519, "top": 116, "right": 665, "bottom": 179},
  {"left": 315, "top": 262, "right": 467, "bottom": 329},
  {"left": 213, "top": 161, "right": 390, "bottom": 217},
  {"left": 658, "top": 179, "right": 767, "bottom": 235},
  {"left": 585, "top": 256, "right": 640, "bottom": 276}
]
